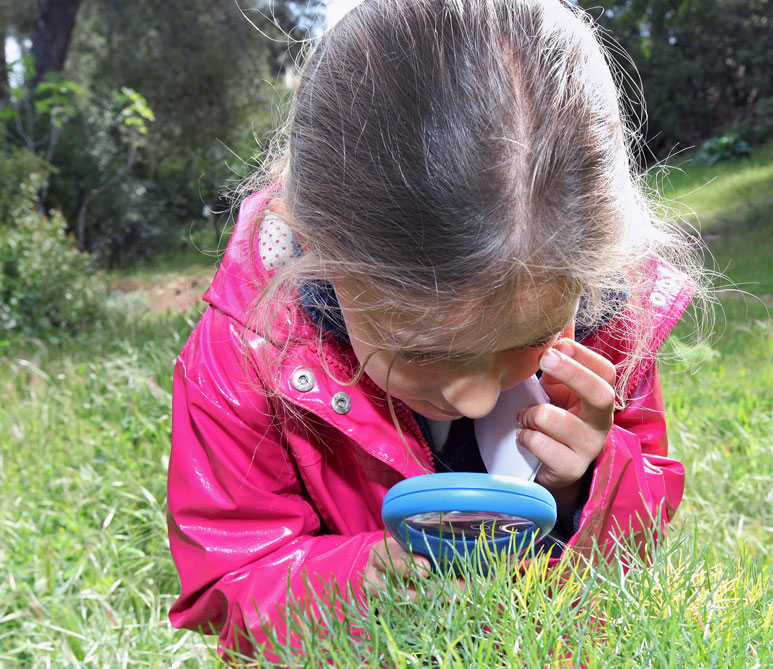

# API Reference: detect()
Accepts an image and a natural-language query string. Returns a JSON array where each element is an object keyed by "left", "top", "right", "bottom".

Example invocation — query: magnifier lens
[{"left": 403, "top": 511, "right": 535, "bottom": 539}]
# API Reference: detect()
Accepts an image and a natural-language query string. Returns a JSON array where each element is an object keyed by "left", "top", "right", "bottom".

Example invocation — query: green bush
[
  {"left": 46, "top": 104, "right": 191, "bottom": 268},
  {"left": 576, "top": 0, "right": 773, "bottom": 159},
  {"left": 0, "top": 166, "right": 103, "bottom": 333},
  {"left": 0, "top": 147, "right": 46, "bottom": 224},
  {"left": 694, "top": 132, "right": 751, "bottom": 166},
  {"left": 728, "top": 97, "right": 773, "bottom": 147}
]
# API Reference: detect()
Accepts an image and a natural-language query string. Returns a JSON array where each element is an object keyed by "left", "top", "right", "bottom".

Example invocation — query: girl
[{"left": 167, "top": 0, "right": 704, "bottom": 658}]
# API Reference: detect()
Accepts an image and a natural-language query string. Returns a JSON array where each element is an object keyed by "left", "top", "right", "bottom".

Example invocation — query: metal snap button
[
  {"left": 331, "top": 391, "right": 352, "bottom": 415},
  {"left": 291, "top": 369, "right": 315, "bottom": 392}
]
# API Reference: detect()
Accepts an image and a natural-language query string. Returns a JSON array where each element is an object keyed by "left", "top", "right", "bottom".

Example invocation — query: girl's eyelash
[
  {"left": 520, "top": 333, "right": 561, "bottom": 350},
  {"left": 397, "top": 350, "right": 445, "bottom": 362},
  {"left": 397, "top": 333, "right": 559, "bottom": 361},
  {"left": 523, "top": 338, "right": 552, "bottom": 350}
]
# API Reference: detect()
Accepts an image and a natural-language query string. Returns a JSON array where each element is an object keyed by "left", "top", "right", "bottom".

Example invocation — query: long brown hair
[{"left": 240, "top": 0, "right": 710, "bottom": 406}]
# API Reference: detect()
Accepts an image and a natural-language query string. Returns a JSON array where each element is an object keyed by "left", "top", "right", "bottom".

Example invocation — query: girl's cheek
[
  {"left": 360, "top": 353, "right": 433, "bottom": 395},
  {"left": 387, "top": 361, "right": 440, "bottom": 393},
  {"left": 497, "top": 349, "right": 544, "bottom": 385}
]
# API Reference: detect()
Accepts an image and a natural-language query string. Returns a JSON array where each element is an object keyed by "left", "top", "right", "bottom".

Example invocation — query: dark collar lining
[{"left": 299, "top": 281, "right": 350, "bottom": 344}]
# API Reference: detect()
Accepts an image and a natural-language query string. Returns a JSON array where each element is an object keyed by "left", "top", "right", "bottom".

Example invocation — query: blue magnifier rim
[{"left": 381, "top": 472, "right": 557, "bottom": 565}]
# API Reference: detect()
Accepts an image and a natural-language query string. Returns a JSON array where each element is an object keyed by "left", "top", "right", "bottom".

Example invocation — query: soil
[{"left": 110, "top": 268, "right": 216, "bottom": 313}]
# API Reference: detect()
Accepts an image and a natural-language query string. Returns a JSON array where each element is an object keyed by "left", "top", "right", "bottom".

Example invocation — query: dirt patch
[
  {"left": 111, "top": 277, "right": 147, "bottom": 293},
  {"left": 110, "top": 268, "right": 216, "bottom": 313},
  {"left": 146, "top": 275, "right": 213, "bottom": 312}
]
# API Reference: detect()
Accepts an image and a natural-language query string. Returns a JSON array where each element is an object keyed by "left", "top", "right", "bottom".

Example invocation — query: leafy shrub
[
  {"left": 0, "top": 147, "right": 46, "bottom": 223},
  {"left": 47, "top": 103, "right": 189, "bottom": 268},
  {"left": 726, "top": 97, "right": 773, "bottom": 147},
  {"left": 0, "top": 168, "right": 103, "bottom": 333},
  {"left": 694, "top": 132, "right": 752, "bottom": 166}
]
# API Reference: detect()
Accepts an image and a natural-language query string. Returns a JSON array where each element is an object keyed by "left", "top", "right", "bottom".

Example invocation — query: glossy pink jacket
[{"left": 167, "top": 190, "right": 693, "bottom": 655}]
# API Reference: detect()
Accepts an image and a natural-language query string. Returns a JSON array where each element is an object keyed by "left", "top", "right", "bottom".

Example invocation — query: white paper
[{"left": 474, "top": 375, "right": 549, "bottom": 481}]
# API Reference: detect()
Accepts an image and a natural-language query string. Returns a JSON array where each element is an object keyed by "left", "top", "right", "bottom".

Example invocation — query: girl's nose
[{"left": 440, "top": 370, "right": 501, "bottom": 420}]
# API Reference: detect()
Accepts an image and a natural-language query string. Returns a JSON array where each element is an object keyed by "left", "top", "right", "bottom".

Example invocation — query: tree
[
  {"left": 0, "top": 24, "right": 7, "bottom": 105},
  {"left": 65, "top": 0, "right": 323, "bottom": 221},
  {"left": 29, "top": 0, "right": 83, "bottom": 88},
  {"left": 75, "top": 87, "right": 154, "bottom": 249},
  {"left": 3, "top": 0, "right": 322, "bottom": 265},
  {"left": 576, "top": 0, "right": 773, "bottom": 157},
  {"left": 0, "top": 0, "right": 38, "bottom": 103}
]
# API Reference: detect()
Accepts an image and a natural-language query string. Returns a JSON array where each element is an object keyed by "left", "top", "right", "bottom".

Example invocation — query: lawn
[{"left": 0, "top": 144, "right": 771, "bottom": 666}]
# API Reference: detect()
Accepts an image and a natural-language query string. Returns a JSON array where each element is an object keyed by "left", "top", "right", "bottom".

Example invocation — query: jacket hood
[{"left": 203, "top": 189, "right": 318, "bottom": 346}]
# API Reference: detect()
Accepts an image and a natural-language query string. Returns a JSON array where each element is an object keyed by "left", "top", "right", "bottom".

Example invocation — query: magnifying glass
[
  {"left": 381, "top": 376, "right": 557, "bottom": 570},
  {"left": 381, "top": 472, "right": 556, "bottom": 569}
]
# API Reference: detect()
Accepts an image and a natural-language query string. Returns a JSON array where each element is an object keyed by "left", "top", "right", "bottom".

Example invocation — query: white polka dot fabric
[{"left": 258, "top": 213, "right": 296, "bottom": 271}]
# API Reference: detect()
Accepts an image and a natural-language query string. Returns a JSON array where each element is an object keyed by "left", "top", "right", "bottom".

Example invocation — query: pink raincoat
[{"left": 167, "top": 190, "right": 692, "bottom": 656}]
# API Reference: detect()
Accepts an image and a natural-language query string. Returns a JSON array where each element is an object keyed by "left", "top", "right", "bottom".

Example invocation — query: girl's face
[{"left": 334, "top": 281, "right": 578, "bottom": 421}]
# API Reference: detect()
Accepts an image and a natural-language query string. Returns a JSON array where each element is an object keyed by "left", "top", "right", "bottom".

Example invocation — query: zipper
[
  {"left": 356, "top": 369, "right": 436, "bottom": 474},
  {"left": 385, "top": 389, "right": 436, "bottom": 473}
]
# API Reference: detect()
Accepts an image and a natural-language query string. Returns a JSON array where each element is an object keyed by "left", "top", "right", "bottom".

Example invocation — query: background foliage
[
  {"left": 1, "top": 0, "right": 322, "bottom": 272},
  {"left": 1, "top": 0, "right": 771, "bottom": 289},
  {"left": 576, "top": 0, "right": 773, "bottom": 159},
  {"left": 0, "top": 147, "right": 102, "bottom": 333}
]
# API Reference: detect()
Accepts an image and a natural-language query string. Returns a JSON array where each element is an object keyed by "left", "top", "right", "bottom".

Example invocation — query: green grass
[
  {"left": 661, "top": 299, "right": 772, "bottom": 564},
  {"left": 1, "top": 143, "right": 771, "bottom": 666},
  {"left": 656, "top": 141, "right": 773, "bottom": 233},
  {"left": 0, "top": 311, "right": 219, "bottom": 665},
  {"left": 246, "top": 531, "right": 771, "bottom": 667}
]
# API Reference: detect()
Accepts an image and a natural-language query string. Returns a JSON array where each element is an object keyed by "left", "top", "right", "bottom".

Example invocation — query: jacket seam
[
  {"left": 306, "top": 339, "right": 435, "bottom": 473},
  {"left": 623, "top": 285, "right": 694, "bottom": 401}
]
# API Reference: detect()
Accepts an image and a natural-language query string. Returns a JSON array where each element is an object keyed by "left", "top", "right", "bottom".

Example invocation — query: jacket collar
[{"left": 267, "top": 337, "right": 434, "bottom": 478}]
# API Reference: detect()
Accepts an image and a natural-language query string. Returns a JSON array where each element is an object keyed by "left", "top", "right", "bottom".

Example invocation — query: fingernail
[
  {"left": 557, "top": 339, "right": 574, "bottom": 357},
  {"left": 516, "top": 410, "right": 524, "bottom": 424},
  {"left": 540, "top": 349, "right": 560, "bottom": 371}
]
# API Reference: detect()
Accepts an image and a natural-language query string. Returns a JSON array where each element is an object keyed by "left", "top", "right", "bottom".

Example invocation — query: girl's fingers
[
  {"left": 540, "top": 341, "right": 616, "bottom": 398},
  {"left": 405, "top": 554, "right": 431, "bottom": 578},
  {"left": 363, "top": 569, "right": 386, "bottom": 596},
  {"left": 365, "top": 548, "right": 430, "bottom": 597},
  {"left": 556, "top": 338, "right": 616, "bottom": 386},
  {"left": 369, "top": 539, "right": 431, "bottom": 579},
  {"left": 524, "top": 338, "right": 614, "bottom": 489},
  {"left": 538, "top": 343, "right": 615, "bottom": 426},
  {"left": 517, "top": 403, "right": 598, "bottom": 457},
  {"left": 516, "top": 427, "right": 589, "bottom": 488}
]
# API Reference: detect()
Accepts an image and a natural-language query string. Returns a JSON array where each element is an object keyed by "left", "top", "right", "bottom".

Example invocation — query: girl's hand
[
  {"left": 364, "top": 536, "right": 431, "bottom": 600},
  {"left": 517, "top": 338, "right": 616, "bottom": 492}
]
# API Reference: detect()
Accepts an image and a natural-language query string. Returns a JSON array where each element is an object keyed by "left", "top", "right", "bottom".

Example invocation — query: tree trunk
[
  {"left": 0, "top": 28, "right": 8, "bottom": 104},
  {"left": 30, "top": 0, "right": 82, "bottom": 88},
  {"left": 77, "top": 142, "right": 137, "bottom": 250}
]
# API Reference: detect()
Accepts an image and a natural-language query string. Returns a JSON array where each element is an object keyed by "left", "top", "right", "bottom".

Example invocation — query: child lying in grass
[{"left": 166, "top": 0, "right": 707, "bottom": 659}]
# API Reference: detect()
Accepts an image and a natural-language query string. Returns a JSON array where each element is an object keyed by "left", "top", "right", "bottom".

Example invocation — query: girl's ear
[
  {"left": 267, "top": 197, "right": 291, "bottom": 222},
  {"left": 560, "top": 321, "right": 575, "bottom": 341}
]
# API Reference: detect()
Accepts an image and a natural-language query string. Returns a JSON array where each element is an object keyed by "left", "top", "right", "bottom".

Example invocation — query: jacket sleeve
[
  {"left": 167, "top": 308, "right": 383, "bottom": 657},
  {"left": 568, "top": 360, "right": 685, "bottom": 559}
]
